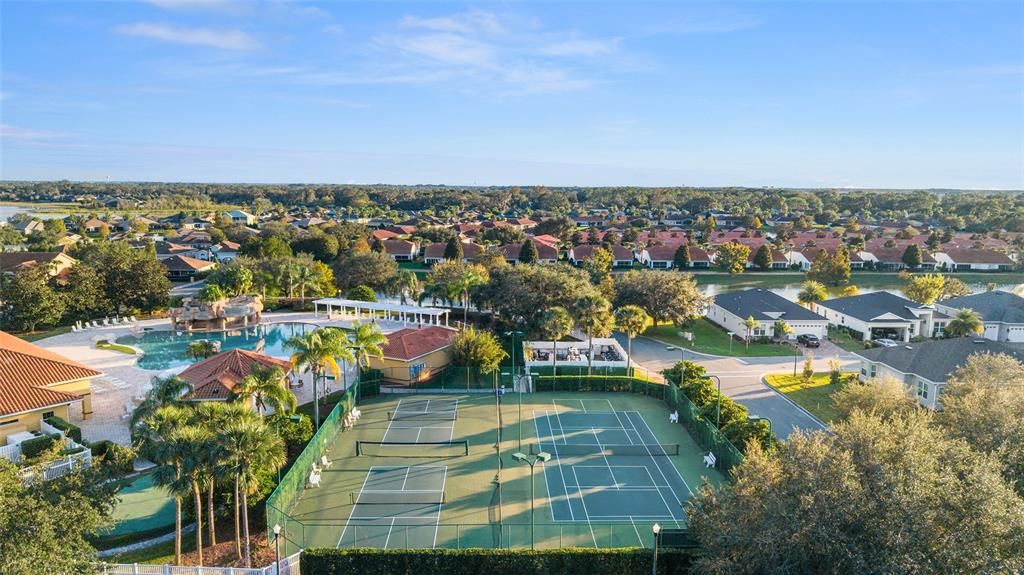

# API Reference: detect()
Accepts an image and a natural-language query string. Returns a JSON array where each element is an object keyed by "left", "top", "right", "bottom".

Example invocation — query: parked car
[
  {"left": 796, "top": 334, "right": 821, "bottom": 348},
  {"left": 874, "top": 338, "right": 899, "bottom": 347}
]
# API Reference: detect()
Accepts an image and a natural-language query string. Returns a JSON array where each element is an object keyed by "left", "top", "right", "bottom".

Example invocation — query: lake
[{"left": 0, "top": 204, "right": 70, "bottom": 221}]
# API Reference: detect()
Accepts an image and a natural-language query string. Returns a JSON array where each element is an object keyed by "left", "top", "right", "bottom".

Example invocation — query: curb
[{"left": 759, "top": 373, "right": 831, "bottom": 432}]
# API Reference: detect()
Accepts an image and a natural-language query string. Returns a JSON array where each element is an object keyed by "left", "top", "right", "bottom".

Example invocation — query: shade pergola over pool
[{"left": 313, "top": 298, "right": 450, "bottom": 327}]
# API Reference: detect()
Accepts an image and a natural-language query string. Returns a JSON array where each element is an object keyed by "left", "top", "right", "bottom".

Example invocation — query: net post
[{"left": 355, "top": 441, "right": 361, "bottom": 456}]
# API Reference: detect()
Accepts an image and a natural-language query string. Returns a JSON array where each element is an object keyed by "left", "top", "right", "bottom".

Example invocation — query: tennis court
[
  {"left": 534, "top": 398, "right": 690, "bottom": 546},
  {"left": 275, "top": 391, "right": 723, "bottom": 553}
]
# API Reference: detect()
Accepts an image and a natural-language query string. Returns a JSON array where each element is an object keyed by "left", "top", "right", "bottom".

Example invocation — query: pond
[
  {"left": 117, "top": 321, "right": 317, "bottom": 371},
  {"left": 0, "top": 203, "right": 70, "bottom": 221}
]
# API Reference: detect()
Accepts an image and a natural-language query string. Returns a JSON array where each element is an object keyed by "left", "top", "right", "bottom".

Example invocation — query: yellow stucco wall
[
  {"left": 0, "top": 404, "right": 71, "bottom": 444},
  {"left": 369, "top": 347, "right": 453, "bottom": 384},
  {"left": 50, "top": 378, "right": 93, "bottom": 418}
]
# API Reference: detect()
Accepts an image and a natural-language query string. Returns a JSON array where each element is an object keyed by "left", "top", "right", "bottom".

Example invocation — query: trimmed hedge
[
  {"left": 21, "top": 434, "right": 60, "bottom": 458},
  {"left": 45, "top": 415, "right": 83, "bottom": 443},
  {"left": 302, "top": 548, "right": 694, "bottom": 575}
]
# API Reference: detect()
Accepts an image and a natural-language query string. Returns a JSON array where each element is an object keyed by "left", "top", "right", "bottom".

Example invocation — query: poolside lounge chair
[
  {"left": 102, "top": 318, "right": 110, "bottom": 326},
  {"left": 130, "top": 315, "right": 138, "bottom": 322},
  {"left": 320, "top": 455, "right": 332, "bottom": 469}
]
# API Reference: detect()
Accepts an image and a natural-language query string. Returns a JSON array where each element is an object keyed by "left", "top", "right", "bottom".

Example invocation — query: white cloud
[
  {"left": 1, "top": 124, "right": 70, "bottom": 140},
  {"left": 145, "top": 0, "right": 240, "bottom": 11},
  {"left": 537, "top": 38, "right": 618, "bottom": 57},
  {"left": 390, "top": 33, "right": 495, "bottom": 67},
  {"left": 116, "top": 22, "right": 259, "bottom": 50},
  {"left": 399, "top": 12, "right": 504, "bottom": 35}
]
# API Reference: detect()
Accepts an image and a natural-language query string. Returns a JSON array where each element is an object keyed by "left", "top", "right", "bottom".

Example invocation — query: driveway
[{"left": 616, "top": 334, "right": 858, "bottom": 439}]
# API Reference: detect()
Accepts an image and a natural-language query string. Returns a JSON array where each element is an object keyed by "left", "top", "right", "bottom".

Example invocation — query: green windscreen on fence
[
  {"left": 663, "top": 384, "right": 744, "bottom": 472},
  {"left": 267, "top": 382, "right": 363, "bottom": 553}
]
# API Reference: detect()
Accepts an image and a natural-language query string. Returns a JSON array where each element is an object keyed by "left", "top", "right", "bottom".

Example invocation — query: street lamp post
[
  {"left": 651, "top": 523, "right": 661, "bottom": 575},
  {"left": 504, "top": 330, "right": 525, "bottom": 388},
  {"left": 512, "top": 451, "right": 552, "bottom": 549},
  {"left": 748, "top": 415, "right": 773, "bottom": 438},
  {"left": 272, "top": 523, "right": 281, "bottom": 575},
  {"left": 726, "top": 332, "right": 735, "bottom": 355},
  {"left": 708, "top": 375, "right": 722, "bottom": 428}
]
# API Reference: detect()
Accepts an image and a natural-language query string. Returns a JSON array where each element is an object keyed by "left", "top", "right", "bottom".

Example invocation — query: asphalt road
[{"left": 616, "top": 333, "right": 859, "bottom": 438}]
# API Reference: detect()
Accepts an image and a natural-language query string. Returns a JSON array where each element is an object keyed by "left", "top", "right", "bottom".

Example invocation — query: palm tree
[
  {"left": 234, "top": 365, "right": 296, "bottom": 416},
  {"left": 944, "top": 308, "right": 984, "bottom": 338},
  {"left": 540, "top": 307, "right": 574, "bottom": 375},
  {"left": 773, "top": 320, "right": 794, "bottom": 343},
  {"left": 194, "top": 402, "right": 248, "bottom": 553},
  {"left": 286, "top": 329, "right": 353, "bottom": 429},
  {"left": 451, "top": 268, "right": 485, "bottom": 327},
  {"left": 130, "top": 376, "right": 192, "bottom": 439},
  {"left": 614, "top": 305, "right": 650, "bottom": 376},
  {"left": 292, "top": 265, "right": 316, "bottom": 306},
  {"left": 136, "top": 405, "right": 191, "bottom": 565},
  {"left": 221, "top": 416, "right": 286, "bottom": 567},
  {"left": 797, "top": 280, "right": 828, "bottom": 307},
  {"left": 390, "top": 270, "right": 421, "bottom": 306},
  {"left": 175, "top": 424, "right": 214, "bottom": 566},
  {"left": 347, "top": 321, "right": 387, "bottom": 371},
  {"left": 743, "top": 315, "right": 759, "bottom": 350},
  {"left": 186, "top": 340, "right": 218, "bottom": 361},
  {"left": 572, "top": 295, "right": 615, "bottom": 375}
]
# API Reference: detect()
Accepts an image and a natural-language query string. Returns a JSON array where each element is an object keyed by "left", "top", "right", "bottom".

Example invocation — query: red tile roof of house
[
  {"left": 0, "top": 330, "right": 102, "bottom": 416},
  {"left": 500, "top": 241, "right": 558, "bottom": 261},
  {"left": 939, "top": 248, "right": 1014, "bottom": 264},
  {"left": 571, "top": 244, "right": 634, "bottom": 261},
  {"left": 0, "top": 252, "right": 75, "bottom": 274},
  {"left": 423, "top": 242, "right": 483, "bottom": 260},
  {"left": 372, "top": 229, "right": 400, "bottom": 240},
  {"left": 383, "top": 239, "right": 419, "bottom": 255},
  {"left": 177, "top": 349, "right": 292, "bottom": 401},
  {"left": 381, "top": 326, "right": 457, "bottom": 361}
]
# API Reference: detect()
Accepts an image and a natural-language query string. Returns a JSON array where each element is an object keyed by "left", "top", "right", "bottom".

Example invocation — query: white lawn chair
[
  {"left": 703, "top": 451, "right": 717, "bottom": 469},
  {"left": 71, "top": 325, "right": 79, "bottom": 333},
  {"left": 669, "top": 410, "right": 679, "bottom": 424},
  {"left": 320, "top": 455, "right": 332, "bottom": 469},
  {"left": 308, "top": 469, "right": 321, "bottom": 488}
]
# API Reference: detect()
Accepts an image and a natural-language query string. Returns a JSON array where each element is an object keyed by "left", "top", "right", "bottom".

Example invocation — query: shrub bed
[
  {"left": 21, "top": 434, "right": 60, "bottom": 458},
  {"left": 302, "top": 548, "right": 694, "bottom": 575},
  {"left": 45, "top": 415, "right": 83, "bottom": 443}
]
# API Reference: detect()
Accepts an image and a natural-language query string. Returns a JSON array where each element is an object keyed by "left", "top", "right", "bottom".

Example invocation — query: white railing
[
  {"left": 99, "top": 551, "right": 302, "bottom": 575},
  {"left": 41, "top": 447, "right": 92, "bottom": 481},
  {"left": 0, "top": 442, "right": 21, "bottom": 462},
  {"left": 39, "top": 419, "right": 62, "bottom": 436}
]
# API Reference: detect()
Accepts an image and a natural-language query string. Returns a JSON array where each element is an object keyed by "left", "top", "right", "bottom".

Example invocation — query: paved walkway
[{"left": 616, "top": 333, "right": 859, "bottom": 438}]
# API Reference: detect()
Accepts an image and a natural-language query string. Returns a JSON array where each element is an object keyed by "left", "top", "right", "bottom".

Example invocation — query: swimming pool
[{"left": 117, "top": 322, "right": 317, "bottom": 371}]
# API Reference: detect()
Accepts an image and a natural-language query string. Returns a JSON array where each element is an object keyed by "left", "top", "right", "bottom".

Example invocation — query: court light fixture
[
  {"left": 536, "top": 452, "right": 552, "bottom": 463},
  {"left": 512, "top": 452, "right": 527, "bottom": 462}
]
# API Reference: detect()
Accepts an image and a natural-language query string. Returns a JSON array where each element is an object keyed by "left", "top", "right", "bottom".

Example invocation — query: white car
[{"left": 874, "top": 338, "right": 899, "bottom": 347}]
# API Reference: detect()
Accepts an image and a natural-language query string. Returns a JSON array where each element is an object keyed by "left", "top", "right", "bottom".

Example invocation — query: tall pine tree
[{"left": 674, "top": 244, "right": 692, "bottom": 269}]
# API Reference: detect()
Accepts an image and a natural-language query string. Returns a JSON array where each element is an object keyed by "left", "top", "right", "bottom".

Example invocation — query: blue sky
[{"left": 2, "top": 1, "right": 1022, "bottom": 188}]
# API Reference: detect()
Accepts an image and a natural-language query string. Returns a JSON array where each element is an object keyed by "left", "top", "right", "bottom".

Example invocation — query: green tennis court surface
[{"left": 280, "top": 391, "right": 724, "bottom": 552}]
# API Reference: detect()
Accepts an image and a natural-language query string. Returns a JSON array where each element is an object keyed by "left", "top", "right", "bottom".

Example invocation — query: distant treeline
[{"left": 1, "top": 181, "right": 1023, "bottom": 231}]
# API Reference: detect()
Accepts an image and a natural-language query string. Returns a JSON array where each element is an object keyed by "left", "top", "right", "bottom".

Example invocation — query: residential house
[
  {"left": 708, "top": 289, "right": 828, "bottom": 340},
  {"left": 213, "top": 240, "right": 241, "bottom": 262},
  {"left": 812, "top": 291, "right": 949, "bottom": 342},
  {"left": 859, "top": 247, "right": 936, "bottom": 271},
  {"left": 0, "top": 252, "right": 77, "bottom": 277},
  {"left": 227, "top": 210, "right": 258, "bottom": 226},
  {"left": 745, "top": 247, "right": 789, "bottom": 270},
  {"left": 11, "top": 219, "right": 45, "bottom": 236},
  {"left": 636, "top": 244, "right": 710, "bottom": 269},
  {"left": 422, "top": 242, "right": 482, "bottom": 265},
  {"left": 936, "top": 291, "right": 1024, "bottom": 342},
  {"left": 176, "top": 349, "right": 292, "bottom": 406},
  {"left": 81, "top": 218, "right": 107, "bottom": 233},
  {"left": 853, "top": 338, "right": 1024, "bottom": 409},
  {"left": 500, "top": 240, "right": 559, "bottom": 265},
  {"left": 382, "top": 239, "right": 419, "bottom": 262},
  {"left": 568, "top": 244, "right": 635, "bottom": 267},
  {"left": 152, "top": 241, "right": 212, "bottom": 261},
  {"left": 368, "top": 326, "right": 457, "bottom": 385},
  {"left": 0, "top": 330, "right": 102, "bottom": 443},
  {"left": 161, "top": 254, "right": 216, "bottom": 280},
  {"left": 572, "top": 215, "right": 607, "bottom": 228},
  {"left": 932, "top": 249, "right": 1014, "bottom": 272}
]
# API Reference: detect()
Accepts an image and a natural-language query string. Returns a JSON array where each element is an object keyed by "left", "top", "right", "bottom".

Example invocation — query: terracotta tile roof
[
  {"left": 0, "top": 252, "right": 75, "bottom": 274},
  {"left": 423, "top": 242, "right": 483, "bottom": 260},
  {"left": 0, "top": 330, "right": 101, "bottom": 416},
  {"left": 372, "top": 229, "right": 400, "bottom": 240},
  {"left": 383, "top": 239, "right": 419, "bottom": 256},
  {"left": 500, "top": 241, "right": 558, "bottom": 261},
  {"left": 939, "top": 248, "right": 1013, "bottom": 265},
  {"left": 381, "top": 326, "right": 456, "bottom": 361},
  {"left": 177, "top": 349, "right": 292, "bottom": 401}
]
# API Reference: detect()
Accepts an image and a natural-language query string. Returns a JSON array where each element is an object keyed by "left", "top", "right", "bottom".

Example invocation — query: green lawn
[
  {"left": 763, "top": 372, "right": 856, "bottom": 424},
  {"left": 827, "top": 327, "right": 867, "bottom": 353},
  {"left": 15, "top": 326, "right": 73, "bottom": 342},
  {"left": 645, "top": 318, "right": 801, "bottom": 357}
]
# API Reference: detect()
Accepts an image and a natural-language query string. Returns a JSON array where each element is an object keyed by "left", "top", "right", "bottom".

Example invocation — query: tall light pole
[
  {"left": 726, "top": 332, "right": 735, "bottom": 355},
  {"left": 748, "top": 415, "right": 773, "bottom": 438},
  {"left": 707, "top": 375, "right": 722, "bottom": 428},
  {"left": 651, "top": 523, "right": 661, "bottom": 575},
  {"left": 512, "top": 451, "right": 551, "bottom": 549},
  {"left": 504, "top": 329, "right": 525, "bottom": 388},
  {"left": 272, "top": 523, "right": 281, "bottom": 575}
]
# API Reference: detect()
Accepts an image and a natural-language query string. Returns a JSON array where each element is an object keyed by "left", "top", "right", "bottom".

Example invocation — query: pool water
[{"left": 117, "top": 322, "right": 316, "bottom": 371}]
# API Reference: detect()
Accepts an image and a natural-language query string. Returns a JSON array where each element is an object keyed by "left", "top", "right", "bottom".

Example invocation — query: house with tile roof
[
  {"left": 932, "top": 248, "right": 1015, "bottom": 272},
  {"left": 161, "top": 254, "right": 217, "bottom": 280},
  {"left": 853, "top": 338, "right": 1024, "bottom": 409},
  {"left": 500, "top": 240, "right": 559, "bottom": 265},
  {"left": 568, "top": 244, "right": 635, "bottom": 267},
  {"left": 368, "top": 326, "right": 457, "bottom": 385},
  {"left": 936, "top": 291, "right": 1024, "bottom": 343},
  {"left": 423, "top": 241, "right": 482, "bottom": 265},
  {"left": 0, "top": 330, "right": 102, "bottom": 444},
  {"left": 382, "top": 239, "right": 420, "bottom": 262},
  {"left": 0, "top": 251, "right": 78, "bottom": 277},
  {"left": 811, "top": 291, "right": 949, "bottom": 342},
  {"left": 176, "top": 349, "right": 292, "bottom": 406}
]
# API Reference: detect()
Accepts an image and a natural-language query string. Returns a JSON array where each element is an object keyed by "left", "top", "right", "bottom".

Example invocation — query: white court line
[
  {"left": 448, "top": 398, "right": 459, "bottom": 444},
  {"left": 618, "top": 409, "right": 684, "bottom": 527},
  {"left": 610, "top": 409, "right": 635, "bottom": 445},
  {"left": 433, "top": 465, "right": 448, "bottom": 549},
  {"left": 360, "top": 489, "right": 445, "bottom": 493},
  {"left": 588, "top": 427, "right": 618, "bottom": 490},
  {"left": 631, "top": 411, "right": 695, "bottom": 497},
  {"left": 552, "top": 402, "right": 569, "bottom": 441},
  {"left": 384, "top": 518, "right": 396, "bottom": 548},
  {"left": 388, "top": 425, "right": 455, "bottom": 430},
  {"left": 571, "top": 466, "right": 599, "bottom": 547},
  {"left": 535, "top": 410, "right": 574, "bottom": 521},
  {"left": 630, "top": 518, "right": 644, "bottom": 548},
  {"left": 337, "top": 467, "right": 377, "bottom": 547},
  {"left": 348, "top": 515, "right": 444, "bottom": 521}
]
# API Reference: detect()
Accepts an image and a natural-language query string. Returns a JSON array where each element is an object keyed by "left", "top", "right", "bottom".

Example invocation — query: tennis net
[
  {"left": 356, "top": 440, "right": 470, "bottom": 457},
  {"left": 532, "top": 443, "right": 680, "bottom": 456},
  {"left": 388, "top": 410, "right": 458, "bottom": 421},
  {"left": 351, "top": 490, "right": 447, "bottom": 505}
]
